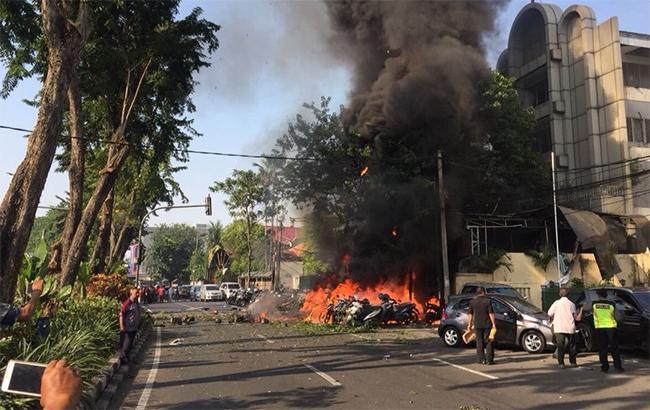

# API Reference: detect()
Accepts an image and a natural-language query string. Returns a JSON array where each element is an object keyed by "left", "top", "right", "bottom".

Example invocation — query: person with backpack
[{"left": 119, "top": 287, "right": 141, "bottom": 365}]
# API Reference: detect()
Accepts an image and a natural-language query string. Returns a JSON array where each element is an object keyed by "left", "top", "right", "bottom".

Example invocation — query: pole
[
  {"left": 135, "top": 203, "right": 208, "bottom": 287},
  {"left": 551, "top": 152, "right": 562, "bottom": 283},
  {"left": 437, "top": 150, "right": 450, "bottom": 302}
]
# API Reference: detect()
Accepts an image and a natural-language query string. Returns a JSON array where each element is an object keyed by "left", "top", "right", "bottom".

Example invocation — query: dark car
[
  {"left": 178, "top": 285, "right": 192, "bottom": 299},
  {"left": 574, "top": 287, "right": 650, "bottom": 352},
  {"left": 460, "top": 282, "right": 525, "bottom": 300},
  {"left": 438, "top": 294, "right": 554, "bottom": 353}
]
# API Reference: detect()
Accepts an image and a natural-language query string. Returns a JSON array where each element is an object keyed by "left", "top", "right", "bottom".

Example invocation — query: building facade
[{"left": 497, "top": 3, "right": 650, "bottom": 217}]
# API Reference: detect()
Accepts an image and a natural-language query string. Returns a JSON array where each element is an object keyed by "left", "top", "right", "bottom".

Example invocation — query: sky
[{"left": 1, "top": 0, "right": 648, "bottom": 228}]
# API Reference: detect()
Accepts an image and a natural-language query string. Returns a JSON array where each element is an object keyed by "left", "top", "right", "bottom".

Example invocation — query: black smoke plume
[{"left": 317, "top": 0, "right": 507, "bottom": 294}]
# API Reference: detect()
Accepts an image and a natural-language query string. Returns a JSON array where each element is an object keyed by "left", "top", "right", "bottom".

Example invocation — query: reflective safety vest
[{"left": 592, "top": 301, "right": 616, "bottom": 329}]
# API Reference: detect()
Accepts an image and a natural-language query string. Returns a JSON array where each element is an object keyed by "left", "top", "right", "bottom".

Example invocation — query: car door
[
  {"left": 613, "top": 290, "right": 643, "bottom": 344},
  {"left": 491, "top": 298, "right": 517, "bottom": 344}
]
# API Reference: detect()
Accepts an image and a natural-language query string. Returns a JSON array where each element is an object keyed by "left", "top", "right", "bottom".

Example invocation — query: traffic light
[{"left": 205, "top": 194, "right": 212, "bottom": 216}]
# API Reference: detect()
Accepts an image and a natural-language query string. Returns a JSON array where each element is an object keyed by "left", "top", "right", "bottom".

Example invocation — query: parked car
[
  {"left": 200, "top": 284, "right": 223, "bottom": 302},
  {"left": 460, "top": 282, "right": 525, "bottom": 300},
  {"left": 190, "top": 285, "right": 202, "bottom": 301},
  {"left": 178, "top": 285, "right": 192, "bottom": 299},
  {"left": 574, "top": 287, "right": 650, "bottom": 352},
  {"left": 439, "top": 294, "right": 554, "bottom": 353},
  {"left": 219, "top": 282, "right": 241, "bottom": 299}
]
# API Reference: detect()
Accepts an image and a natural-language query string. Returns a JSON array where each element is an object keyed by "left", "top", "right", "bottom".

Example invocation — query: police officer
[
  {"left": 592, "top": 288, "right": 623, "bottom": 372},
  {"left": 0, "top": 278, "right": 43, "bottom": 330}
]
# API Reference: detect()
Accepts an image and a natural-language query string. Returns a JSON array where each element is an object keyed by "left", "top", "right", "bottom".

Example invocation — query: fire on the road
[{"left": 301, "top": 275, "right": 438, "bottom": 323}]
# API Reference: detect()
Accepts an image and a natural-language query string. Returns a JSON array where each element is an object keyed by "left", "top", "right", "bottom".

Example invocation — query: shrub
[
  {"left": 87, "top": 272, "right": 131, "bottom": 301},
  {"left": 0, "top": 296, "right": 120, "bottom": 409}
]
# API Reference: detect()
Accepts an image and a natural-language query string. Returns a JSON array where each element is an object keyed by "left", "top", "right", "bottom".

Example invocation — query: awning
[{"left": 558, "top": 206, "right": 650, "bottom": 278}]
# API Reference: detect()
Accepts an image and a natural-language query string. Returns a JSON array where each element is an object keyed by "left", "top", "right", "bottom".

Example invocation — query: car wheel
[
  {"left": 522, "top": 330, "right": 546, "bottom": 354},
  {"left": 442, "top": 326, "right": 462, "bottom": 348},
  {"left": 576, "top": 323, "right": 594, "bottom": 352}
]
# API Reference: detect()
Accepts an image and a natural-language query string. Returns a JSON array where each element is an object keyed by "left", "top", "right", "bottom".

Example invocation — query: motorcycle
[{"left": 423, "top": 302, "right": 441, "bottom": 324}]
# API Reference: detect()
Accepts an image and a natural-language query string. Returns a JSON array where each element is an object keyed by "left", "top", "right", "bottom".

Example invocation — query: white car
[
  {"left": 219, "top": 282, "right": 241, "bottom": 299},
  {"left": 200, "top": 284, "right": 223, "bottom": 301}
]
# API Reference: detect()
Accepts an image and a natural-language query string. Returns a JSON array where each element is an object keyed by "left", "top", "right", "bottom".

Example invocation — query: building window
[
  {"left": 623, "top": 62, "right": 650, "bottom": 88},
  {"left": 627, "top": 117, "right": 649, "bottom": 144}
]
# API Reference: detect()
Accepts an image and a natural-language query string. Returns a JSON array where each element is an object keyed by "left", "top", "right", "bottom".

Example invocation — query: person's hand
[
  {"left": 31, "top": 278, "right": 44, "bottom": 293},
  {"left": 40, "top": 359, "right": 82, "bottom": 410}
]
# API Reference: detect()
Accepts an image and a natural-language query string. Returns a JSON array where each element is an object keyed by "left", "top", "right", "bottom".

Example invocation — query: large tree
[
  {"left": 220, "top": 220, "right": 265, "bottom": 278},
  {"left": 144, "top": 223, "right": 197, "bottom": 282},
  {"left": 212, "top": 170, "right": 264, "bottom": 286},
  {"left": 0, "top": 0, "right": 91, "bottom": 301},
  {"left": 57, "top": 1, "right": 219, "bottom": 285}
]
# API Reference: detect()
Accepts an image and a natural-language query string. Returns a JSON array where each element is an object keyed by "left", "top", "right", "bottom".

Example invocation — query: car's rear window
[
  {"left": 228, "top": 284, "right": 240, "bottom": 289},
  {"left": 489, "top": 287, "right": 522, "bottom": 299},
  {"left": 205, "top": 285, "right": 219, "bottom": 291}
]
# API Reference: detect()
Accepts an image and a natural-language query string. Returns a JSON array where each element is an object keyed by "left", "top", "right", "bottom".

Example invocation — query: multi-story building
[{"left": 497, "top": 2, "right": 650, "bottom": 217}]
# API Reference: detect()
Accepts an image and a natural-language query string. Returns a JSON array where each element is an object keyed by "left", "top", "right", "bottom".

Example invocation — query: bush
[
  {"left": 87, "top": 272, "right": 131, "bottom": 301},
  {"left": 0, "top": 296, "right": 120, "bottom": 409}
]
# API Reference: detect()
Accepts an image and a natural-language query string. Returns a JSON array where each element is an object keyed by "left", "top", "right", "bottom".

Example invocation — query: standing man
[
  {"left": 592, "top": 289, "right": 623, "bottom": 373},
  {"left": 119, "top": 287, "right": 141, "bottom": 365},
  {"left": 548, "top": 288, "right": 583, "bottom": 368},
  {"left": 466, "top": 287, "right": 497, "bottom": 365}
]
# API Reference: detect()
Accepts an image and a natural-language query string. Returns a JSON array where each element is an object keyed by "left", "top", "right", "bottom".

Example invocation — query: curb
[{"left": 91, "top": 324, "right": 153, "bottom": 409}]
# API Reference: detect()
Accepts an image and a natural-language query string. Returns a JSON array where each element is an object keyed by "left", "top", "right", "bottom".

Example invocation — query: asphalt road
[{"left": 114, "top": 301, "right": 650, "bottom": 409}]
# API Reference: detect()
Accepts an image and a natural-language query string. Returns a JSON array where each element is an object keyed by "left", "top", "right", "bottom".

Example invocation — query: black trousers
[
  {"left": 119, "top": 330, "right": 137, "bottom": 362},
  {"left": 594, "top": 328, "right": 622, "bottom": 370},
  {"left": 555, "top": 333, "right": 577, "bottom": 365},
  {"left": 475, "top": 328, "right": 494, "bottom": 363}
]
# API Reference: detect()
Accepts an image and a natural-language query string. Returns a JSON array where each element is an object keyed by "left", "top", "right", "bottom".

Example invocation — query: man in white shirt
[{"left": 548, "top": 288, "right": 583, "bottom": 369}]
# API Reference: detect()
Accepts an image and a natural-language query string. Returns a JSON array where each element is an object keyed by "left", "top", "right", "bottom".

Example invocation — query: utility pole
[
  {"left": 551, "top": 152, "right": 562, "bottom": 283},
  {"left": 437, "top": 150, "right": 450, "bottom": 302}
]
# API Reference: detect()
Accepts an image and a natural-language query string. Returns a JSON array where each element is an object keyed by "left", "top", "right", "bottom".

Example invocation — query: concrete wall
[{"left": 454, "top": 251, "right": 650, "bottom": 309}]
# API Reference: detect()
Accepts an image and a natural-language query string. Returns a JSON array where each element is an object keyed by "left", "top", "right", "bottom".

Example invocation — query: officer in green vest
[{"left": 592, "top": 289, "right": 623, "bottom": 372}]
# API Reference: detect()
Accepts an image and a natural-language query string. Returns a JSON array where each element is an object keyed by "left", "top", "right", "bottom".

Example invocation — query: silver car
[{"left": 438, "top": 294, "right": 555, "bottom": 353}]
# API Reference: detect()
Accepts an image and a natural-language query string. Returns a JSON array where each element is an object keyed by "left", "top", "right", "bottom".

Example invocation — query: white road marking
[
  {"left": 177, "top": 302, "right": 202, "bottom": 311},
  {"left": 257, "top": 334, "right": 275, "bottom": 344},
  {"left": 304, "top": 364, "right": 342, "bottom": 386},
  {"left": 350, "top": 333, "right": 373, "bottom": 340},
  {"left": 135, "top": 327, "right": 162, "bottom": 410},
  {"left": 427, "top": 357, "right": 499, "bottom": 380}
]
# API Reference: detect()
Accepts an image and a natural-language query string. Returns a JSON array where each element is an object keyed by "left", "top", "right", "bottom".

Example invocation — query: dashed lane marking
[
  {"left": 257, "top": 334, "right": 275, "bottom": 344},
  {"left": 304, "top": 364, "right": 342, "bottom": 386},
  {"left": 427, "top": 357, "right": 499, "bottom": 380},
  {"left": 135, "top": 327, "right": 162, "bottom": 410}
]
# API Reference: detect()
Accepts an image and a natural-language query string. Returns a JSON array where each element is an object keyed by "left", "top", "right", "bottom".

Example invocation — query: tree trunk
[
  {"left": 0, "top": 0, "right": 89, "bottom": 302},
  {"left": 90, "top": 188, "right": 114, "bottom": 273},
  {"left": 60, "top": 142, "right": 130, "bottom": 285},
  {"left": 49, "top": 72, "right": 86, "bottom": 274},
  {"left": 109, "top": 223, "right": 133, "bottom": 268}
]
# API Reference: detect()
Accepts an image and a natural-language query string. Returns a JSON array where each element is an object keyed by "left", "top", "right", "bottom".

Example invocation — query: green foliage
[
  {"left": 462, "top": 248, "right": 512, "bottom": 274},
  {"left": 467, "top": 71, "right": 552, "bottom": 212},
  {"left": 0, "top": 296, "right": 120, "bottom": 409},
  {"left": 87, "top": 272, "right": 131, "bottom": 302},
  {"left": 25, "top": 208, "right": 67, "bottom": 257},
  {"left": 144, "top": 224, "right": 197, "bottom": 281},
  {"left": 221, "top": 220, "right": 265, "bottom": 275},
  {"left": 212, "top": 170, "right": 265, "bottom": 278},
  {"left": 188, "top": 245, "right": 207, "bottom": 282},
  {"left": 525, "top": 244, "right": 555, "bottom": 270},
  {"left": 569, "top": 278, "right": 585, "bottom": 288}
]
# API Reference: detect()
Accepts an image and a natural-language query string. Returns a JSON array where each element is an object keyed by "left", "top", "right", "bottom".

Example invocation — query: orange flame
[
  {"left": 360, "top": 166, "right": 369, "bottom": 177},
  {"left": 391, "top": 226, "right": 398, "bottom": 237},
  {"left": 301, "top": 275, "right": 439, "bottom": 323}
]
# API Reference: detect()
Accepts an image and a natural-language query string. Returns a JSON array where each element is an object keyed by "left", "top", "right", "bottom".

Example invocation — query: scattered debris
[
  {"left": 215, "top": 318, "right": 222, "bottom": 324},
  {"left": 169, "top": 338, "right": 184, "bottom": 346},
  {"left": 383, "top": 354, "right": 391, "bottom": 360}
]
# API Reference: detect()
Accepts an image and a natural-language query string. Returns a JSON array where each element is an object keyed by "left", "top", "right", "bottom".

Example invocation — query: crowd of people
[
  {"left": 465, "top": 286, "right": 624, "bottom": 372},
  {"left": 138, "top": 284, "right": 178, "bottom": 304}
]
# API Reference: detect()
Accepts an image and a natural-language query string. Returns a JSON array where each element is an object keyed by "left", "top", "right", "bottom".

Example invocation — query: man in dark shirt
[
  {"left": 467, "top": 287, "right": 497, "bottom": 365},
  {"left": 1, "top": 278, "right": 43, "bottom": 331},
  {"left": 119, "top": 287, "right": 141, "bottom": 364}
]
